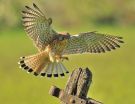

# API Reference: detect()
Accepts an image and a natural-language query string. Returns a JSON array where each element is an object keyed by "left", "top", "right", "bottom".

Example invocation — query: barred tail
[
  {"left": 40, "top": 61, "right": 69, "bottom": 77},
  {"left": 18, "top": 52, "right": 69, "bottom": 77}
]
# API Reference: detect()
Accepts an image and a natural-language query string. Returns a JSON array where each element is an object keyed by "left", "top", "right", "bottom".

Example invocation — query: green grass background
[
  {"left": 0, "top": 0, "right": 135, "bottom": 103},
  {"left": 0, "top": 26, "right": 135, "bottom": 104}
]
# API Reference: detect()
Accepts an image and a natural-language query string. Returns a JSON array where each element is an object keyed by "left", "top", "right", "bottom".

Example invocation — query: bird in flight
[{"left": 18, "top": 3, "right": 124, "bottom": 77}]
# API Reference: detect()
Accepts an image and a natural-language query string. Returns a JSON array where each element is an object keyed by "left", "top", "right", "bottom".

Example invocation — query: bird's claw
[{"left": 61, "top": 57, "right": 69, "bottom": 61}]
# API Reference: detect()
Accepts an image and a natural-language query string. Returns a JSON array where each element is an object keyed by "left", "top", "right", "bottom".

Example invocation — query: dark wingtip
[
  {"left": 54, "top": 74, "right": 58, "bottom": 77},
  {"left": 34, "top": 72, "right": 39, "bottom": 76},
  {"left": 118, "top": 37, "right": 123, "bottom": 39},
  {"left": 22, "top": 11, "right": 26, "bottom": 14},
  {"left": 25, "top": 6, "right": 30, "bottom": 9},
  {"left": 41, "top": 73, "right": 46, "bottom": 77},
  {"left": 33, "top": 3, "right": 37, "bottom": 8},
  {"left": 118, "top": 40, "right": 124, "bottom": 43},
  {"left": 111, "top": 46, "right": 116, "bottom": 50},
  {"left": 116, "top": 44, "right": 120, "bottom": 48},
  {"left": 47, "top": 74, "right": 52, "bottom": 78},
  {"left": 60, "top": 73, "right": 65, "bottom": 77}
]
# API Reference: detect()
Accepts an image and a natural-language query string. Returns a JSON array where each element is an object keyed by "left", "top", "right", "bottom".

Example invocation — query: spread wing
[
  {"left": 63, "top": 32, "right": 124, "bottom": 55},
  {"left": 22, "top": 3, "right": 57, "bottom": 51}
]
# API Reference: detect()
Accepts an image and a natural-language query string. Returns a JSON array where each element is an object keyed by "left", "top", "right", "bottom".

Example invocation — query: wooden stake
[{"left": 49, "top": 68, "right": 103, "bottom": 104}]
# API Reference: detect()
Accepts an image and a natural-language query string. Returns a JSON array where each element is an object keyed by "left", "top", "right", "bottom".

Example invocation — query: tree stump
[{"left": 49, "top": 68, "right": 103, "bottom": 104}]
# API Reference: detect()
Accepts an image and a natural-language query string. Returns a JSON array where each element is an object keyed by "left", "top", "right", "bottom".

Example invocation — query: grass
[{"left": 0, "top": 26, "right": 135, "bottom": 104}]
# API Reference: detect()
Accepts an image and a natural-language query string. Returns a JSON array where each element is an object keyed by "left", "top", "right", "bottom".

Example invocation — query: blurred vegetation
[
  {"left": 0, "top": 0, "right": 135, "bottom": 104},
  {"left": 0, "top": 0, "right": 135, "bottom": 30}
]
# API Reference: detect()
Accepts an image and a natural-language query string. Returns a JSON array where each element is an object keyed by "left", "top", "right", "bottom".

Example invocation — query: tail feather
[
  {"left": 53, "top": 62, "right": 59, "bottom": 77},
  {"left": 18, "top": 52, "right": 69, "bottom": 77},
  {"left": 40, "top": 62, "right": 69, "bottom": 78},
  {"left": 46, "top": 63, "right": 53, "bottom": 77},
  {"left": 57, "top": 63, "right": 65, "bottom": 77},
  {"left": 40, "top": 63, "right": 51, "bottom": 77},
  {"left": 59, "top": 63, "right": 69, "bottom": 74},
  {"left": 18, "top": 51, "right": 50, "bottom": 76}
]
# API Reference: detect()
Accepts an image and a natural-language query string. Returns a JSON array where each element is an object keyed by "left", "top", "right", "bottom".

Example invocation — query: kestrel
[{"left": 18, "top": 3, "right": 124, "bottom": 77}]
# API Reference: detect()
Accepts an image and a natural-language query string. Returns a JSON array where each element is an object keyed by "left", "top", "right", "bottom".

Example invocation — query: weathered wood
[
  {"left": 49, "top": 86, "right": 87, "bottom": 104},
  {"left": 65, "top": 68, "right": 92, "bottom": 98},
  {"left": 49, "top": 68, "right": 103, "bottom": 104}
]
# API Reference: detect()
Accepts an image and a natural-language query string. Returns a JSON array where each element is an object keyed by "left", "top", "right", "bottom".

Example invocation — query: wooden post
[{"left": 49, "top": 68, "right": 103, "bottom": 104}]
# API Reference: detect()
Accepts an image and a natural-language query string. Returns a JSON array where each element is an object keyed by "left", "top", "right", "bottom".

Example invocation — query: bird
[{"left": 18, "top": 3, "right": 124, "bottom": 78}]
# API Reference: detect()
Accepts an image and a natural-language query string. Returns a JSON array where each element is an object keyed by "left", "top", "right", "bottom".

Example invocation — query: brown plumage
[{"left": 18, "top": 3, "right": 124, "bottom": 78}]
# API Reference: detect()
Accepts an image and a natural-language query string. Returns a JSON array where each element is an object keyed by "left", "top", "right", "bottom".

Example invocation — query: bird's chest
[{"left": 51, "top": 40, "right": 67, "bottom": 55}]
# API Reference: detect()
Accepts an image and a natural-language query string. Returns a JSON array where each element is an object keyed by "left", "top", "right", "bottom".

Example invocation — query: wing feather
[
  {"left": 63, "top": 32, "right": 124, "bottom": 55},
  {"left": 22, "top": 3, "right": 57, "bottom": 51}
]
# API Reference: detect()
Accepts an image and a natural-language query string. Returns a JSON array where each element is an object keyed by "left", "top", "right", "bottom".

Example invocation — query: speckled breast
[{"left": 51, "top": 40, "right": 67, "bottom": 55}]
